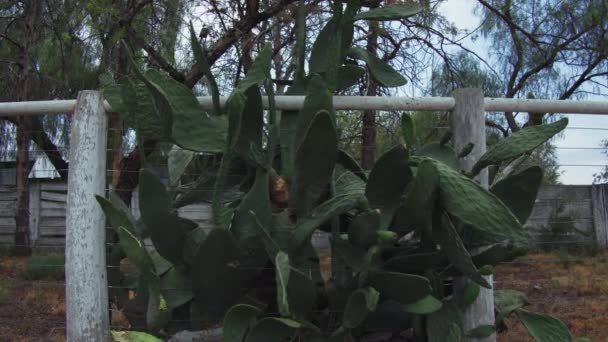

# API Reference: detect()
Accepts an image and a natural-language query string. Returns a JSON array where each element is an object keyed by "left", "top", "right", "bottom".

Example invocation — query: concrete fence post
[
  {"left": 28, "top": 181, "right": 40, "bottom": 246},
  {"left": 450, "top": 88, "right": 495, "bottom": 341},
  {"left": 592, "top": 184, "right": 608, "bottom": 248},
  {"left": 65, "top": 91, "right": 109, "bottom": 341}
]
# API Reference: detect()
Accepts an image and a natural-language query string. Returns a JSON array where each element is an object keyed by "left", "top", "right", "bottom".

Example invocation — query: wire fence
[{"left": 1, "top": 103, "right": 608, "bottom": 340}]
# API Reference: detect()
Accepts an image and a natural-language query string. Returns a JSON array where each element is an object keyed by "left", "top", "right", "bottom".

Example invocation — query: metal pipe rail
[{"left": 1, "top": 96, "right": 608, "bottom": 115}]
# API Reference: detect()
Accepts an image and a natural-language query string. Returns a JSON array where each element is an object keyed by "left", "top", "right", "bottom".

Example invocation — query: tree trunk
[
  {"left": 14, "top": 118, "right": 31, "bottom": 255},
  {"left": 13, "top": 0, "right": 41, "bottom": 255},
  {"left": 361, "top": 20, "right": 379, "bottom": 170},
  {"left": 109, "top": 44, "right": 128, "bottom": 190}
]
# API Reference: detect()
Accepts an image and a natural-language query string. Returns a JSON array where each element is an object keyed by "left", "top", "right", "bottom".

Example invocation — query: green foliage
[{"left": 97, "top": 1, "right": 575, "bottom": 340}]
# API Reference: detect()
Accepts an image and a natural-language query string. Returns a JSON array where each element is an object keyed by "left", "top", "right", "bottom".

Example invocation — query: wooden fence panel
[
  {"left": 0, "top": 185, "right": 16, "bottom": 244},
  {"left": 38, "top": 182, "right": 67, "bottom": 246},
  {"left": 0, "top": 181, "right": 605, "bottom": 249}
]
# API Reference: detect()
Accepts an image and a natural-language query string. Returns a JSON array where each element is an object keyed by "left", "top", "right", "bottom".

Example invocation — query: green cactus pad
[
  {"left": 367, "top": 271, "right": 432, "bottom": 305},
  {"left": 159, "top": 266, "right": 193, "bottom": 309},
  {"left": 286, "top": 269, "right": 317, "bottom": 320},
  {"left": 343, "top": 287, "right": 380, "bottom": 328},
  {"left": 400, "top": 113, "right": 416, "bottom": 148},
  {"left": 433, "top": 160, "right": 526, "bottom": 240},
  {"left": 309, "top": 17, "right": 341, "bottom": 75},
  {"left": 382, "top": 252, "right": 447, "bottom": 274},
  {"left": 333, "top": 237, "right": 367, "bottom": 272},
  {"left": 395, "top": 159, "right": 439, "bottom": 235},
  {"left": 139, "top": 169, "right": 191, "bottom": 265},
  {"left": 111, "top": 330, "right": 162, "bottom": 342},
  {"left": 336, "top": 65, "right": 366, "bottom": 92},
  {"left": 417, "top": 143, "right": 458, "bottom": 170},
  {"left": 471, "top": 243, "right": 511, "bottom": 267},
  {"left": 103, "top": 80, "right": 163, "bottom": 138},
  {"left": 365, "top": 144, "right": 412, "bottom": 229},
  {"left": 191, "top": 228, "right": 242, "bottom": 321},
  {"left": 402, "top": 295, "right": 443, "bottom": 314},
  {"left": 237, "top": 45, "right": 273, "bottom": 91},
  {"left": 348, "top": 209, "right": 381, "bottom": 249},
  {"left": 437, "top": 214, "right": 491, "bottom": 289},
  {"left": 347, "top": 47, "right": 407, "bottom": 88},
  {"left": 472, "top": 118, "right": 568, "bottom": 175},
  {"left": 96, "top": 194, "right": 138, "bottom": 236},
  {"left": 275, "top": 251, "right": 291, "bottom": 316},
  {"left": 290, "top": 193, "right": 367, "bottom": 253},
  {"left": 279, "top": 78, "right": 309, "bottom": 181},
  {"left": 245, "top": 317, "right": 301, "bottom": 342},
  {"left": 516, "top": 309, "right": 572, "bottom": 342},
  {"left": 491, "top": 165, "right": 543, "bottom": 224},
  {"left": 223, "top": 304, "right": 262, "bottom": 342},
  {"left": 461, "top": 282, "right": 481, "bottom": 306},
  {"left": 229, "top": 86, "right": 264, "bottom": 161},
  {"left": 167, "top": 145, "right": 194, "bottom": 186},
  {"left": 426, "top": 300, "right": 463, "bottom": 342},
  {"left": 337, "top": 150, "right": 368, "bottom": 182},
  {"left": 145, "top": 68, "right": 228, "bottom": 153},
  {"left": 189, "top": 23, "right": 220, "bottom": 115},
  {"left": 293, "top": 75, "right": 333, "bottom": 153},
  {"left": 291, "top": 110, "right": 339, "bottom": 216},
  {"left": 231, "top": 169, "right": 271, "bottom": 262}
]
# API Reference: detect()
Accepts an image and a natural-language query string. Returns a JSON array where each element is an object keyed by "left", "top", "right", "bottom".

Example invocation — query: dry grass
[
  {"left": 495, "top": 250, "right": 608, "bottom": 341},
  {"left": 1, "top": 250, "right": 607, "bottom": 341},
  {"left": 0, "top": 255, "right": 66, "bottom": 342}
]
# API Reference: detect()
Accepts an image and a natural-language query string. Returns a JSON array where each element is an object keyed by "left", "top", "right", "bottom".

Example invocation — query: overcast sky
[{"left": 438, "top": 0, "right": 608, "bottom": 185}]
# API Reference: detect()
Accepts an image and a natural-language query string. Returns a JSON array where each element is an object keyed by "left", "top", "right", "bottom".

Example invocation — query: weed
[
  {"left": 0, "top": 276, "right": 13, "bottom": 302},
  {"left": 24, "top": 252, "right": 65, "bottom": 280}
]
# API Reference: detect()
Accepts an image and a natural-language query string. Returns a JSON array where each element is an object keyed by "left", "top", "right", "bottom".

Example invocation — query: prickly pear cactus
[{"left": 98, "top": 1, "right": 576, "bottom": 341}]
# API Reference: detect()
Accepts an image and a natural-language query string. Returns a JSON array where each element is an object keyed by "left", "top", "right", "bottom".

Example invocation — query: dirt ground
[
  {"left": 495, "top": 251, "right": 608, "bottom": 341},
  {"left": 0, "top": 251, "right": 606, "bottom": 341},
  {"left": 0, "top": 257, "right": 66, "bottom": 342}
]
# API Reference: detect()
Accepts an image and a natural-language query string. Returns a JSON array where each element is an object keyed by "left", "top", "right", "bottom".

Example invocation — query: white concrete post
[
  {"left": 592, "top": 184, "right": 608, "bottom": 248},
  {"left": 450, "top": 88, "right": 495, "bottom": 341},
  {"left": 65, "top": 91, "right": 109, "bottom": 341}
]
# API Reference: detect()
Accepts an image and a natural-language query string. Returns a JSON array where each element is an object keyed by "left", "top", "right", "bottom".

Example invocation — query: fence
[
  {"left": 1, "top": 89, "right": 608, "bottom": 341},
  {"left": 2, "top": 180, "right": 607, "bottom": 251}
]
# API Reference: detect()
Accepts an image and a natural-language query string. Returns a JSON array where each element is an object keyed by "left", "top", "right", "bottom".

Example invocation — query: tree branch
[
  {"left": 183, "top": 0, "right": 298, "bottom": 88},
  {"left": 477, "top": 0, "right": 539, "bottom": 45}
]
